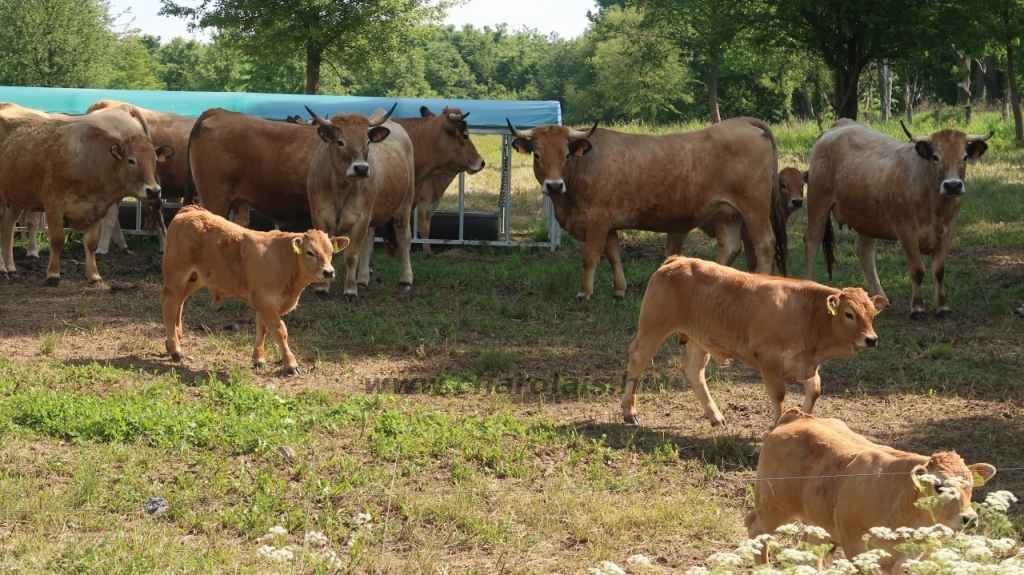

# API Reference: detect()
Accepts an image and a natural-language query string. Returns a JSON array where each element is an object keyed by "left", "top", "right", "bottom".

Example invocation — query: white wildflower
[
  {"left": 586, "top": 569, "right": 605, "bottom": 575},
  {"left": 989, "top": 538, "right": 1017, "bottom": 554},
  {"left": 778, "top": 548, "right": 817, "bottom": 565},
  {"left": 709, "top": 552, "right": 745, "bottom": 567},
  {"left": 270, "top": 547, "right": 294, "bottom": 562},
  {"left": 736, "top": 538, "right": 765, "bottom": 559},
  {"left": 268, "top": 525, "right": 288, "bottom": 536},
  {"left": 945, "top": 476, "right": 971, "bottom": 490},
  {"left": 938, "top": 486, "right": 960, "bottom": 501},
  {"left": 851, "top": 549, "right": 890, "bottom": 572},
  {"left": 966, "top": 546, "right": 995, "bottom": 561},
  {"left": 774, "top": 523, "right": 801, "bottom": 536},
  {"left": 985, "top": 491, "right": 1019, "bottom": 513},
  {"left": 826, "top": 559, "right": 858, "bottom": 575},
  {"left": 930, "top": 548, "right": 961, "bottom": 563},
  {"left": 597, "top": 560, "right": 627, "bottom": 575},
  {"left": 256, "top": 545, "right": 276, "bottom": 559},
  {"left": 804, "top": 525, "right": 831, "bottom": 540},
  {"left": 626, "top": 554, "right": 652, "bottom": 566},
  {"left": 869, "top": 526, "right": 900, "bottom": 541},
  {"left": 304, "top": 530, "right": 329, "bottom": 547},
  {"left": 684, "top": 567, "right": 710, "bottom": 575},
  {"left": 281, "top": 417, "right": 296, "bottom": 425},
  {"left": 352, "top": 512, "right": 373, "bottom": 526},
  {"left": 896, "top": 527, "right": 916, "bottom": 538},
  {"left": 322, "top": 550, "right": 343, "bottom": 570},
  {"left": 789, "top": 565, "right": 818, "bottom": 575},
  {"left": 917, "top": 474, "right": 942, "bottom": 486}
]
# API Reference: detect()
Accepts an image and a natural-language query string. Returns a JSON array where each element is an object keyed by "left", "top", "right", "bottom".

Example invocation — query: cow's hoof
[
  {"left": 87, "top": 279, "right": 104, "bottom": 287},
  {"left": 7, "top": 271, "right": 19, "bottom": 279},
  {"left": 1015, "top": 307, "right": 1024, "bottom": 319},
  {"left": 909, "top": 310, "right": 927, "bottom": 322},
  {"left": 356, "top": 281, "right": 369, "bottom": 289},
  {"left": 398, "top": 282, "right": 412, "bottom": 293},
  {"left": 253, "top": 360, "right": 266, "bottom": 369},
  {"left": 613, "top": 294, "right": 625, "bottom": 302},
  {"left": 26, "top": 255, "right": 39, "bottom": 260},
  {"left": 422, "top": 251, "right": 433, "bottom": 260},
  {"left": 285, "top": 366, "right": 301, "bottom": 376},
  {"left": 711, "top": 419, "right": 727, "bottom": 428},
  {"left": 624, "top": 415, "right": 640, "bottom": 426},
  {"left": 170, "top": 352, "right": 182, "bottom": 362},
  {"left": 43, "top": 277, "right": 61, "bottom": 287},
  {"left": 344, "top": 294, "right": 358, "bottom": 304},
  {"left": 936, "top": 309, "right": 954, "bottom": 321},
  {"left": 0, "top": 273, "right": 8, "bottom": 280},
  {"left": 574, "top": 294, "right": 590, "bottom": 305},
  {"left": 314, "top": 291, "right": 330, "bottom": 300}
]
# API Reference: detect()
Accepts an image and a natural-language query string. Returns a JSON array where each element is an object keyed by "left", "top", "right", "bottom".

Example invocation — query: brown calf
[
  {"left": 161, "top": 206, "right": 348, "bottom": 375},
  {"left": 622, "top": 257, "right": 886, "bottom": 426},
  {"left": 747, "top": 408, "right": 996, "bottom": 573}
]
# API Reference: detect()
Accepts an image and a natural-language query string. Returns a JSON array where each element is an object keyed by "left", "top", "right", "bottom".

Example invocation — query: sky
[{"left": 105, "top": 0, "right": 597, "bottom": 43}]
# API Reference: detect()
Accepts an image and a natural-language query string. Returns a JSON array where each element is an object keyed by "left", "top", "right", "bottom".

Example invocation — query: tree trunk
[
  {"left": 1008, "top": 42, "right": 1024, "bottom": 141},
  {"left": 832, "top": 61, "right": 863, "bottom": 120},
  {"left": 864, "top": 64, "right": 873, "bottom": 122},
  {"left": 904, "top": 82, "right": 914, "bottom": 124},
  {"left": 879, "top": 61, "right": 892, "bottom": 122},
  {"left": 709, "top": 50, "right": 721, "bottom": 123},
  {"left": 305, "top": 45, "right": 322, "bottom": 95}
]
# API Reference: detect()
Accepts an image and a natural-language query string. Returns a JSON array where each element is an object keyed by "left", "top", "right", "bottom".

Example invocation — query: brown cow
[
  {"left": 695, "top": 166, "right": 807, "bottom": 273},
  {"left": 507, "top": 118, "right": 788, "bottom": 302},
  {"left": 746, "top": 408, "right": 997, "bottom": 573},
  {"left": 804, "top": 119, "right": 992, "bottom": 321},
  {"left": 161, "top": 205, "right": 348, "bottom": 375},
  {"left": 87, "top": 99, "right": 195, "bottom": 253},
  {"left": 0, "top": 109, "right": 172, "bottom": 285},
  {"left": 305, "top": 105, "right": 416, "bottom": 301},
  {"left": 622, "top": 257, "right": 886, "bottom": 426},
  {"left": 0, "top": 103, "right": 49, "bottom": 272}
]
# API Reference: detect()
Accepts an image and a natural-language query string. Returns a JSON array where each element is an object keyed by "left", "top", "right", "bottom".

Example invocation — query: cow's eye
[
  {"left": 337, "top": 140, "right": 344, "bottom": 147},
  {"left": 306, "top": 250, "right": 314, "bottom": 257},
  {"left": 128, "top": 158, "right": 136, "bottom": 165},
  {"left": 931, "top": 154, "right": 939, "bottom": 162},
  {"left": 844, "top": 311, "right": 854, "bottom": 319}
]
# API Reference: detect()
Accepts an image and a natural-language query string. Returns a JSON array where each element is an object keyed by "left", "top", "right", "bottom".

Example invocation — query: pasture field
[{"left": 1, "top": 112, "right": 1024, "bottom": 573}]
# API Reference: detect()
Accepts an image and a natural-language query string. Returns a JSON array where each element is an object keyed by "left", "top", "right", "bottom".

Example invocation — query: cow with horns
[
  {"left": 804, "top": 119, "right": 992, "bottom": 320},
  {"left": 506, "top": 118, "right": 788, "bottom": 301}
]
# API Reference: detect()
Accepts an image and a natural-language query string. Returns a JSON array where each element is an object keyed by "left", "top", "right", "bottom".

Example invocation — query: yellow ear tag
[
  {"left": 827, "top": 300, "right": 838, "bottom": 315},
  {"left": 332, "top": 242, "right": 342, "bottom": 254},
  {"left": 293, "top": 240, "right": 303, "bottom": 254},
  {"left": 973, "top": 471, "right": 986, "bottom": 487}
]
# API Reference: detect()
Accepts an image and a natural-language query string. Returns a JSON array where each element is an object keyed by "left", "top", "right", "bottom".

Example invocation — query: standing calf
[
  {"left": 161, "top": 206, "right": 348, "bottom": 375},
  {"left": 622, "top": 257, "right": 886, "bottom": 426}
]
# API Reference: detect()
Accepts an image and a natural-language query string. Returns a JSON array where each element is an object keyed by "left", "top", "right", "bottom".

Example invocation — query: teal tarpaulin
[{"left": 0, "top": 86, "right": 561, "bottom": 129}]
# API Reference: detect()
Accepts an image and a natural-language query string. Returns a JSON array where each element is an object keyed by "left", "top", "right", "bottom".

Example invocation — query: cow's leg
[
  {"left": 357, "top": 234, "right": 373, "bottom": 288},
  {"left": 745, "top": 510, "right": 779, "bottom": 565},
  {"left": 417, "top": 196, "right": 438, "bottom": 257},
  {"left": 0, "top": 208, "right": 20, "bottom": 276},
  {"left": 856, "top": 234, "right": 887, "bottom": 300},
  {"left": 715, "top": 216, "right": 744, "bottom": 268},
  {"left": 666, "top": 232, "right": 687, "bottom": 256},
  {"left": 24, "top": 211, "right": 41, "bottom": 259},
  {"left": 337, "top": 218, "right": 371, "bottom": 303},
  {"left": 759, "top": 361, "right": 788, "bottom": 425},
  {"left": 95, "top": 202, "right": 126, "bottom": 255},
  {"left": 604, "top": 230, "right": 627, "bottom": 300},
  {"left": 803, "top": 202, "right": 832, "bottom": 280},
  {"left": 799, "top": 370, "right": 822, "bottom": 415},
  {"left": 233, "top": 203, "right": 251, "bottom": 228},
  {"left": 681, "top": 340, "right": 726, "bottom": 426},
  {"left": 82, "top": 219, "right": 103, "bottom": 285},
  {"left": 253, "top": 314, "right": 269, "bottom": 368},
  {"left": 897, "top": 234, "right": 928, "bottom": 321},
  {"left": 931, "top": 227, "right": 955, "bottom": 319},
  {"left": 622, "top": 320, "right": 671, "bottom": 425},
  {"left": 43, "top": 210, "right": 66, "bottom": 286},
  {"left": 577, "top": 223, "right": 610, "bottom": 302},
  {"left": 394, "top": 203, "right": 414, "bottom": 291},
  {"left": 161, "top": 277, "right": 201, "bottom": 361},
  {"left": 255, "top": 305, "right": 299, "bottom": 375},
  {"left": 740, "top": 224, "right": 758, "bottom": 272},
  {"left": 744, "top": 214, "right": 776, "bottom": 276}
]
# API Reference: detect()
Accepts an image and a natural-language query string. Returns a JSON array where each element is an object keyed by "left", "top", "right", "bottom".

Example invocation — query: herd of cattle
[{"left": 0, "top": 99, "right": 1009, "bottom": 570}]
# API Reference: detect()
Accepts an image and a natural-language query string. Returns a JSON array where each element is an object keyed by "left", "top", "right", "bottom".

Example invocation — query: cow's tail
[
  {"left": 383, "top": 218, "right": 399, "bottom": 258},
  {"left": 747, "top": 118, "right": 788, "bottom": 276},
  {"left": 184, "top": 110, "right": 212, "bottom": 206},
  {"left": 823, "top": 212, "right": 837, "bottom": 281}
]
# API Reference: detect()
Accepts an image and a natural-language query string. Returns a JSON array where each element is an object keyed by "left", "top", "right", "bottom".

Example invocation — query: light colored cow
[
  {"left": 746, "top": 408, "right": 997, "bottom": 573},
  {"left": 161, "top": 205, "right": 348, "bottom": 375},
  {"left": 622, "top": 256, "right": 886, "bottom": 426}
]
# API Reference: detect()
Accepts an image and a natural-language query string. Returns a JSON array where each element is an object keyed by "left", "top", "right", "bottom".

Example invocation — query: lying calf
[
  {"left": 162, "top": 206, "right": 348, "bottom": 375},
  {"left": 746, "top": 408, "right": 996, "bottom": 573},
  {"left": 622, "top": 256, "right": 886, "bottom": 426}
]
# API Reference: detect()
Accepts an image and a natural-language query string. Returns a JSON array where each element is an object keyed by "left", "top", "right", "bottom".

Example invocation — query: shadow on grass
[{"left": 63, "top": 355, "right": 233, "bottom": 386}]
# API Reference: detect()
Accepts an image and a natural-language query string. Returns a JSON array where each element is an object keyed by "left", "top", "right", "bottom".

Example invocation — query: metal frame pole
[{"left": 458, "top": 171, "right": 465, "bottom": 241}]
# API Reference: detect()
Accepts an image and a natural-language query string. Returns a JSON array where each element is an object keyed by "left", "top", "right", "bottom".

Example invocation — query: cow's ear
[
  {"left": 802, "top": 170, "right": 809, "bottom": 184},
  {"left": 966, "top": 141, "right": 988, "bottom": 159},
  {"left": 109, "top": 143, "right": 124, "bottom": 160},
  {"left": 910, "top": 464, "right": 930, "bottom": 489},
  {"left": 317, "top": 125, "right": 335, "bottom": 144},
  {"left": 419, "top": 106, "right": 435, "bottom": 118},
  {"left": 292, "top": 237, "right": 303, "bottom": 255},
  {"left": 155, "top": 146, "right": 175, "bottom": 162},
  {"left": 914, "top": 141, "right": 933, "bottom": 160},
  {"left": 568, "top": 139, "right": 592, "bottom": 157},
  {"left": 512, "top": 138, "right": 532, "bottom": 154},
  {"left": 826, "top": 294, "right": 840, "bottom": 316},
  {"left": 368, "top": 126, "right": 390, "bottom": 143},
  {"left": 454, "top": 121, "right": 467, "bottom": 139},
  {"left": 330, "top": 236, "right": 350, "bottom": 253},
  {"left": 870, "top": 295, "right": 888, "bottom": 313},
  {"left": 967, "top": 463, "right": 996, "bottom": 486}
]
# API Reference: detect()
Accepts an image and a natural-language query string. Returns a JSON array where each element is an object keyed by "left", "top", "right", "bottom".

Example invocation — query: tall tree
[
  {"left": 160, "top": 0, "right": 451, "bottom": 95},
  {"left": 0, "top": 0, "right": 114, "bottom": 88},
  {"left": 761, "top": 0, "right": 965, "bottom": 120}
]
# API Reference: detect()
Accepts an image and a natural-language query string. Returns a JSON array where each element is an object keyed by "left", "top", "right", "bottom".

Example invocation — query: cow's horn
[
  {"left": 966, "top": 131, "right": 995, "bottom": 142},
  {"left": 304, "top": 106, "right": 331, "bottom": 127},
  {"left": 369, "top": 103, "right": 398, "bottom": 127},
  {"left": 900, "top": 119, "right": 930, "bottom": 143},
  {"left": 447, "top": 111, "right": 468, "bottom": 122},
  {"left": 506, "top": 118, "right": 533, "bottom": 139},
  {"left": 569, "top": 121, "right": 599, "bottom": 140}
]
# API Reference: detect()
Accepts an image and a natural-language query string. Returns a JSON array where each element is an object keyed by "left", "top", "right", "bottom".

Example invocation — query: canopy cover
[{"left": 0, "top": 86, "right": 561, "bottom": 130}]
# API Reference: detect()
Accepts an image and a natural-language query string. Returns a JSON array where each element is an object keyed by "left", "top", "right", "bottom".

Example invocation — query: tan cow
[
  {"left": 507, "top": 118, "right": 788, "bottom": 302},
  {"left": 0, "top": 107, "right": 171, "bottom": 285},
  {"left": 0, "top": 103, "right": 49, "bottom": 272},
  {"left": 804, "top": 119, "right": 992, "bottom": 321},
  {"left": 746, "top": 408, "right": 997, "bottom": 573},
  {"left": 696, "top": 166, "right": 807, "bottom": 273},
  {"left": 161, "top": 206, "right": 348, "bottom": 375},
  {"left": 622, "top": 256, "right": 887, "bottom": 426},
  {"left": 86, "top": 99, "right": 196, "bottom": 253},
  {"left": 305, "top": 105, "right": 416, "bottom": 301}
]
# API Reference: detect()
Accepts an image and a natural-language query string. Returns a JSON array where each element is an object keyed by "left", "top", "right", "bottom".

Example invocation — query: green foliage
[{"left": 107, "top": 35, "right": 164, "bottom": 90}]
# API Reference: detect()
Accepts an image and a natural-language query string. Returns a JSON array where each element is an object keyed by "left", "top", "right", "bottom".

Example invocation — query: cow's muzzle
[
  {"left": 544, "top": 180, "right": 565, "bottom": 195},
  {"left": 962, "top": 513, "right": 979, "bottom": 529},
  {"left": 790, "top": 198, "right": 803, "bottom": 208},
  {"left": 941, "top": 179, "right": 965, "bottom": 195},
  {"left": 145, "top": 186, "right": 161, "bottom": 199},
  {"left": 467, "top": 159, "right": 485, "bottom": 174},
  {"left": 863, "top": 336, "right": 878, "bottom": 348},
  {"left": 351, "top": 163, "right": 370, "bottom": 178},
  {"left": 322, "top": 269, "right": 335, "bottom": 280}
]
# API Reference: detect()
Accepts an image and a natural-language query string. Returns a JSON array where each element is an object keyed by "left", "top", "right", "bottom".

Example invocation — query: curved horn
[
  {"left": 447, "top": 111, "right": 466, "bottom": 122},
  {"left": 899, "top": 119, "right": 930, "bottom": 143},
  {"left": 568, "top": 121, "right": 599, "bottom": 140},
  {"left": 966, "top": 130, "right": 994, "bottom": 142},
  {"left": 506, "top": 118, "right": 533, "bottom": 139},
  {"left": 304, "top": 106, "right": 331, "bottom": 127},
  {"left": 369, "top": 102, "right": 398, "bottom": 127}
]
